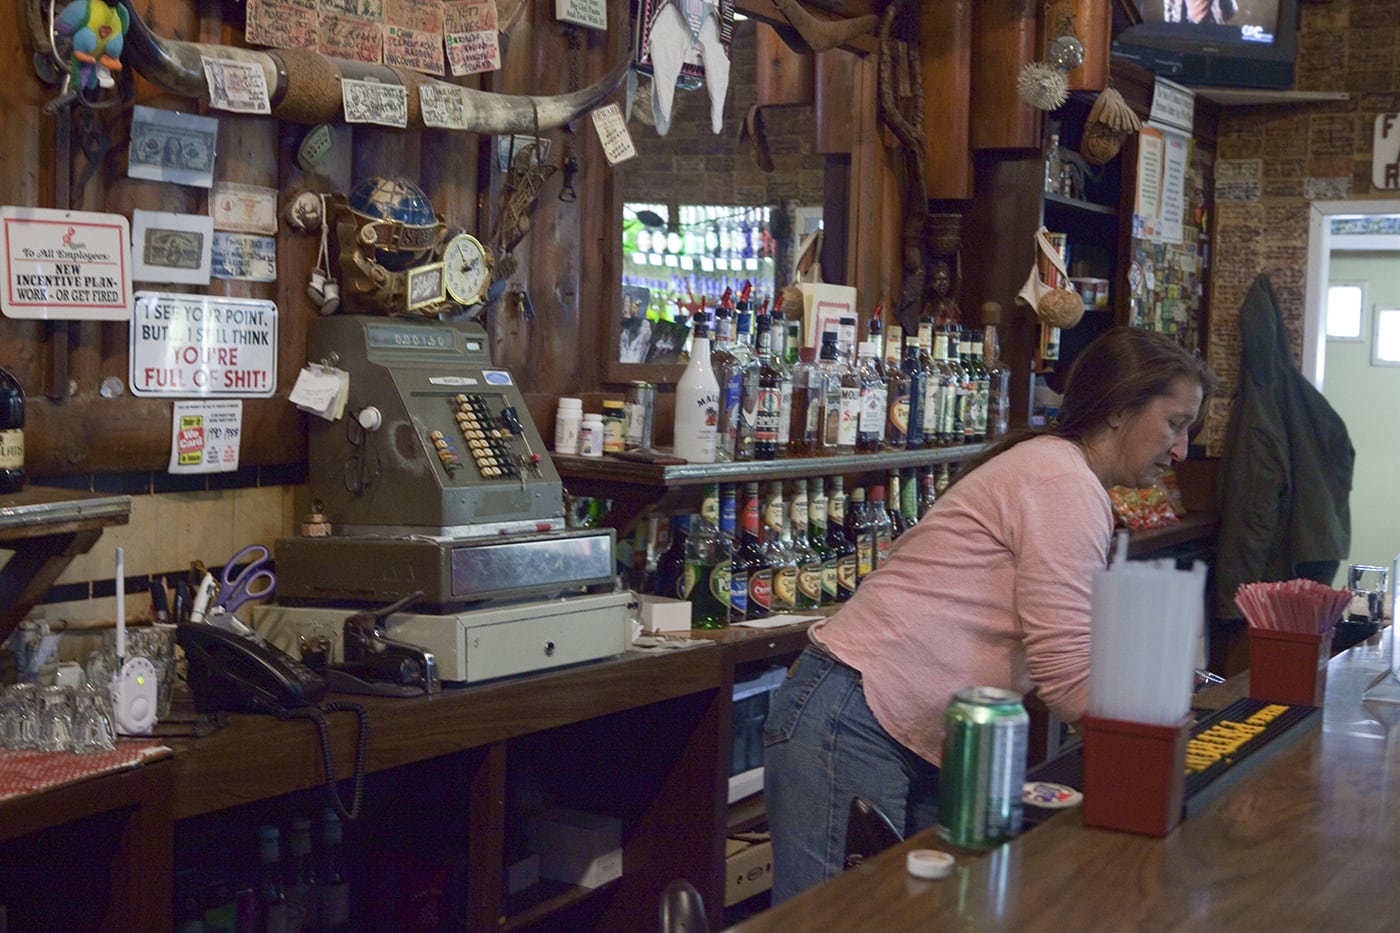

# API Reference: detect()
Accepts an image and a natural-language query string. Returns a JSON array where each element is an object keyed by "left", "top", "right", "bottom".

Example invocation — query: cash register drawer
[{"left": 387, "top": 590, "right": 632, "bottom": 683}]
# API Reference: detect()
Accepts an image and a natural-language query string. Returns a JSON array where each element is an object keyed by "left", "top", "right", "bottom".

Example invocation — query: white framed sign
[
  {"left": 129, "top": 291, "right": 278, "bottom": 398},
  {"left": 0, "top": 206, "right": 132, "bottom": 320},
  {"left": 557, "top": 0, "right": 607, "bottom": 30}
]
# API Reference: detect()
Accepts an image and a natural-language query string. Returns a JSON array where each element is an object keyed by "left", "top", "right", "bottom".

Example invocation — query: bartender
[{"left": 763, "top": 327, "right": 1217, "bottom": 901}]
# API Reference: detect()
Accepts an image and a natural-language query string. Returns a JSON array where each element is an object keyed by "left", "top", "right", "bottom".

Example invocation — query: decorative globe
[{"left": 346, "top": 176, "right": 442, "bottom": 271}]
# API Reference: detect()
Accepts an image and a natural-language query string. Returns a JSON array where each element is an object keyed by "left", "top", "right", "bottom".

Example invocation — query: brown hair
[{"left": 954, "top": 327, "right": 1217, "bottom": 483}]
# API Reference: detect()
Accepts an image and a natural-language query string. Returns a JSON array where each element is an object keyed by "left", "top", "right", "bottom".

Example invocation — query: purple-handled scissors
[{"left": 216, "top": 543, "right": 277, "bottom": 614}]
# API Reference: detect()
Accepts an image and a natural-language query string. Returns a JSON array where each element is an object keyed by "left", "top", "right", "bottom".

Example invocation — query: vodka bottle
[
  {"left": 856, "top": 340, "right": 888, "bottom": 453},
  {"left": 752, "top": 315, "right": 783, "bottom": 460},
  {"left": 869, "top": 484, "right": 894, "bottom": 570}
]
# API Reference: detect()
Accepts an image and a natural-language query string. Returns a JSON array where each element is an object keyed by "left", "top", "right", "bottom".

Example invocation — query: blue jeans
[{"left": 763, "top": 645, "right": 940, "bottom": 903}]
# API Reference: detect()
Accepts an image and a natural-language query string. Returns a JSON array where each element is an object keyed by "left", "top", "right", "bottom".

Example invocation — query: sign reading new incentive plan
[{"left": 130, "top": 291, "right": 277, "bottom": 397}]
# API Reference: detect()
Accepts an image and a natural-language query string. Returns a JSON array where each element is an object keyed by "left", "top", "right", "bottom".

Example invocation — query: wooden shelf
[
  {"left": 1190, "top": 88, "right": 1349, "bottom": 107},
  {"left": 1044, "top": 191, "right": 1119, "bottom": 218},
  {"left": 1126, "top": 511, "right": 1218, "bottom": 559}
]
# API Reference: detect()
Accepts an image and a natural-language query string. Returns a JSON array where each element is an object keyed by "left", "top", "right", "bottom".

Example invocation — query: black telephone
[{"left": 178, "top": 621, "right": 327, "bottom": 714}]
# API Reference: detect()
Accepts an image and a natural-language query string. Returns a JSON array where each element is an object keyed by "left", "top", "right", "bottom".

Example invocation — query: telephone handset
[{"left": 178, "top": 621, "right": 327, "bottom": 714}]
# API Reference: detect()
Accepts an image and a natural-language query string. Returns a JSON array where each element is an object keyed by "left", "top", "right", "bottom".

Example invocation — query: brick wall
[
  {"left": 618, "top": 21, "right": 826, "bottom": 226},
  {"left": 1204, "top": 0, "right": 1400, "bottom": 453}
]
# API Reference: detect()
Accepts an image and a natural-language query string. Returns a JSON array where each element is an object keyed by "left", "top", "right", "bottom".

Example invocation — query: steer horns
[{"left": 47, "top": 0, "right": 628, "bottom": 134}]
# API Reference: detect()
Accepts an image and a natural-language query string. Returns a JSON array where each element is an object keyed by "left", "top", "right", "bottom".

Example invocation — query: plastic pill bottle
[
  {"left": 555, "top": 397, "right": 583, "bottom": 454},
  {"left": 579, "top": 413, "right": 606, "bottom": 458}
]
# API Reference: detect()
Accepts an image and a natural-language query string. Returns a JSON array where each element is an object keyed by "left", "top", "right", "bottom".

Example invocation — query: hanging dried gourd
[{"left": 1080, "top": 87, "right": 1142, "bottom": 165}]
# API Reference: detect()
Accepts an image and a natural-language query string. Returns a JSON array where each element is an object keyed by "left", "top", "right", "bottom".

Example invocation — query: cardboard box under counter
[
  {"left": 526, "top": 807, "right": 622, "bottom": 889},
  {"left": 725, "top": 834, "right": 773, "bottom": 906}
]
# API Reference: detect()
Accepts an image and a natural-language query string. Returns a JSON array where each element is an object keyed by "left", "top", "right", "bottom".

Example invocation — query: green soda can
[{"left": 936, "top": 686, "right": 1029, "bottom": 848}]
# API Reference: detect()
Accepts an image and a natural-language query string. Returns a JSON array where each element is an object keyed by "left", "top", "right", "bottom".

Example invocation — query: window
[
  {"left": 1374, "top": 307, "right": 1400, "bottom": 365},
  {"left": 1327, "top": 282, "right": 1366, "bottom": 340}
]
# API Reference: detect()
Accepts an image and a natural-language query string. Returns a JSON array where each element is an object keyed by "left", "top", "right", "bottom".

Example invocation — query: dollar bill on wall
[
  {"left": 211, "top": 233, "right": 277, "bottom": 282},
  {"left": 129, "top": 105, "right": 219, "bottom": 189},
  {"left": 132, "top": 210, "right": 214, "bottom": 285}
]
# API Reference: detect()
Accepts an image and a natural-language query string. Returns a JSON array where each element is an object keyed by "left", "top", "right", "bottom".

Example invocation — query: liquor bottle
[
  {"left": 917, "top": 316, "right": 941, "bottom": 450},
  {"left": 936, "top": 463, "right": 952, "bottom": 495},
  {"left": 729, "top": 299, "right": 760, "bottom": 461},
  {"left": 827, "top": 476, "right": 858, "bottom": 601},
  {"left": 870, "top": 484, "right": 894, "bottom": 569},
  {"left": 867, "top": 311, "right": 886, "bottom": 379},
  {"left": 0, "top": 366, "right": 24, "bottom": 494},
  {"left": 959, "top": 327, "right": 978, "bottom": 444},
  {"left": 773, "top": 304, "right": 794, "bottom": 456},
  {"left": 683, "top": 484, "right": 732, "bottom": 629},
  {"left": 316, "top": 809, "right": 351, "bottom": 933},
  {"left": 720, "top": 484, "right": 744, "bottom": 623},
  {"left": 814, "top": 331, "right": 842, "bottom": 456},
  {"left": 673, "top": 320, "right": 720, "bottom": 463},
  {"left": 284, "top": 817, "right": 317, "bottom": 933},
  {"left": 848, "top": 485, "right": 875, "bottom": 586},
  {"left": 970, "top": 330, "right": 991, "bottom": 443},
  {"left": 886, "top": 339, "right": 911, "bottom": 450},
  {"left": 737, "top": 482, "right": 772, "bottom": 620},
  {"left": 918, "top": 464, "right": 938, "bottom": 519},
  {"left": 941, "top": 324, "right": 966, "bottom": 445},
  {"left": 752, "top": 314, "right": 782, "bottom": 460},
  {"left": 653, "top": 515, "right": 690, "bottom": 599},
  {"left": 835, "top": 319, "right": 861, "bottom": 455},
  {"left": 882, "top": 318, "right": 903, "bottom": 374},
  {"left": 790, "top": 479, "right": 824, "bottom": 610},
  {"left": 764, "top": 481, "right": 797, "bottom": 613},
  {"left": 855, "top": 340, "right": 888, "bottom": 453},
  {"left": 900, "top": 466, "right": 920, "bottom": 529},
  {"left": 257, "top": 825, "right": 290, "bottom": 933},
  {"left": 901, "top": 335, "right": 926, "bottom": 449},
  {"left": 809, "top": 477, "right": 838, "bottom": 606},
  {"left": 710, "top": 305, "right": 739, "bottom": 461},
  {"left": 787, "top": 333, "right": 822, "bottom": 458},
  {"left": 982, "top": 301, "right": 1012, "bottom": 440}
]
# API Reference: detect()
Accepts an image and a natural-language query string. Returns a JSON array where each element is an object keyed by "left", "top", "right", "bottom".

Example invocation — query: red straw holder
[
  {"left": 1081, "top": 713, "right": 1192, "bottom": 837},
  {"left": 1248, "top": 628, "right": 1332, "bottom": 706}
]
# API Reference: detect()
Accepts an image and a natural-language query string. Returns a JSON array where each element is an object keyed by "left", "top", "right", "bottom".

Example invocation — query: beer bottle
[
  {"left": 848, "top": 485, "right": 875, "bottom": 586},
  {"left": 737, "top": 482, "right": 772, "bottom": 620},
  {"left": 683, "top": 484, "right": 732, "bottom": 629},
  {"left": 790, "top": 479, "right": 824, "bottom": 610},
  {"left": 653, "top": 514, "right": 690, "bottom": 599},
  {"left": 764, "top": 481, "right": 798, "bottom": 613},
  {"left": 827, "top": 476, "right": 857, "bottom": 602},
  {"left": 810, "top": 477, "right": 838, "bottom": 606}
]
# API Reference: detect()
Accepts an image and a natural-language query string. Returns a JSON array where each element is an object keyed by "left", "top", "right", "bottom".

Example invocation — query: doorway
[{"left": 1303, "top": 199, "right": 1400, "bottom": 585}]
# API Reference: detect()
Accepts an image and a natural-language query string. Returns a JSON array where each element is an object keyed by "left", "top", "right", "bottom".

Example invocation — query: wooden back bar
[{"left": 727, "top": 638, "right": 1400, "bottom": 930}]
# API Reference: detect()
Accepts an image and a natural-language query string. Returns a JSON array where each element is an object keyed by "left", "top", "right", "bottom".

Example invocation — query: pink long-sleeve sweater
[{"left": 811, "top": 435, "right": 1113, "bottom": 766}]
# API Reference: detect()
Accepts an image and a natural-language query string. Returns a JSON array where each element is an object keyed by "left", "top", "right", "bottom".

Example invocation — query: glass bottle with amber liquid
[
  {"left": 917, "top": 316, "right": 941, "bottom": 450},
  {"left": 809, "top": 477, "right": 838, "bottom": 606},
  {"left": 827, "top": 476, "right": 858, "bottom": 602},
  {"left": 683, "top": 484, "right": 732, "bottom": 628},
  {"left": 787, "top": 333, "right": 822, "bottom": 458},
  {"left": 737, "top": 482, "right": 772, "bottom": 620},
  {"left": 790, "top": 478, "right": 824, "bottom": 610},
  {"left": 0, "top": 366, "right": 25, "bottom": 494}
]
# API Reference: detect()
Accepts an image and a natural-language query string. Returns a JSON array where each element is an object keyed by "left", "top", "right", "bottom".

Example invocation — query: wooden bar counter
[{"left": 728, "top": 635, "right": 1400, "bottom": 931}]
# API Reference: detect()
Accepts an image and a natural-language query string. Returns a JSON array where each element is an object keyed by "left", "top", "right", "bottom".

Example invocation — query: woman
[{"left": 763, "top": 326, "right": 1217, "bottom": 901}]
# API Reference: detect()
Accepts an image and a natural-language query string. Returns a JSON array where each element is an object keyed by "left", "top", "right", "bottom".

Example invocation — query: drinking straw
[
  {"left": 1089, "top": 554, "right": 1207, "bottom": 726},
  {"left": 1234, "top": 580, "right": 1350, "bottom": 634}
]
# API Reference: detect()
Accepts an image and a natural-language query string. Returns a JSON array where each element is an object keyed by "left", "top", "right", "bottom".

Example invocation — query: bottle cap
[
  {"left": 906, "top": 849, "right": 954, "bottom": 880},
  {"left": 558, "top": 397, "right": 582, "bottom": 410}
]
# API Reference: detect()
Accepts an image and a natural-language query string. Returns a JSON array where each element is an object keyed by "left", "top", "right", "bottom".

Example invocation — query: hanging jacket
[{"left": 1214, "top": 274, "right": 1354, "bottom": 618}]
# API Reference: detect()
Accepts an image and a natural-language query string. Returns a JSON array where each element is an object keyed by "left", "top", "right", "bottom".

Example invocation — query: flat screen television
[{"left": 1112, "top": 1, "right": 1299, "bottom": 90}]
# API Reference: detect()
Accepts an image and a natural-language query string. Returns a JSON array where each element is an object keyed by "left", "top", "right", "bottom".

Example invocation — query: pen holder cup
[
  {"left": 1248, "top": 628, "right": 1332, "bottom": 707},
  {"left": 1081, "top": 713, "right": 1192, "bottom": 837}
]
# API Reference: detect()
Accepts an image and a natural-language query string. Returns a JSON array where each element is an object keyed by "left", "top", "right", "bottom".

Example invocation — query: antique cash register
[{"left": 256, "top": 315, "right": 629, "bottom": 684}]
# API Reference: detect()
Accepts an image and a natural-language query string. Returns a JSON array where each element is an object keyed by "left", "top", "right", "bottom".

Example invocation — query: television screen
[{"left": 1113, "top": 1, "right": 1298, "bottom": 90}]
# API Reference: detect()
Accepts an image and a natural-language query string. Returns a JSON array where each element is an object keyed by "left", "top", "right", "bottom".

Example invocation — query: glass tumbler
[
  {"left": 6, "top": 683, "right": 43, "bottom": 749},
  {"left": 131, "top": 623, "right": 177, "bottom": 721},
  {"left": 37, "top": 684, "right": 76, "bottom": 752},
  {"left": 71, "top": 685, "right": 119, "bottom": 754}
]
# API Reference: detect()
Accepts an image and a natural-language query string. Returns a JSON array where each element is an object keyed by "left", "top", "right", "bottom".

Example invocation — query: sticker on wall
[
  {"left": 130, "top": 291, "right": 278, "bottom": 398},
  {"left": 0, "top": 206, "right": 132, "bottom": 321},
  {"left": 211, "top": 233, "right": 277, "bottom": 282},
  {"left": 1373, "top": 114, "right": 1400, "bottom": 191},
  {"left": 168, "top": 399, "right": 243, "bottom": 474}
]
